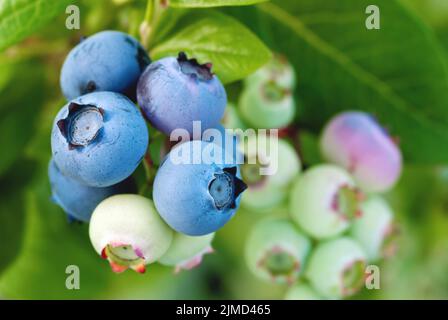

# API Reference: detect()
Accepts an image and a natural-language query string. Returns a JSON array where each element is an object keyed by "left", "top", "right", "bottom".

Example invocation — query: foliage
[{"left": 0, "top": 0, "right": 448, "bottom": 299}]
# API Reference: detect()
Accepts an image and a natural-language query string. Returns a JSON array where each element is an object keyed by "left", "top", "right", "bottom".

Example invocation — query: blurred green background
[{"left": 1, "top": 0, "right": 448, "bottom": 299}]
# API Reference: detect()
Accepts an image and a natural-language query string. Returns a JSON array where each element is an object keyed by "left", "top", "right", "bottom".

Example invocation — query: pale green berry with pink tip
[
  {"left": 89, "top": 194, "right": 173, "bottom": 274},
  {"left": 306, "top": 237, "right": 367, "bottom": 299},
  {"left": 350, "top": 196, "right": 397, "bottom": 262},
  {"left": 241, "top": 137, "right": 301, "bottom": 212},
  {"left": 290, "top": 165, "right": 364, "bottom": 239},
  {"left": 158, "top": 232, "right": 215, "bottom": 273},
  {"left": 245, "top": 218, "right": 311, "bottom": 284}
]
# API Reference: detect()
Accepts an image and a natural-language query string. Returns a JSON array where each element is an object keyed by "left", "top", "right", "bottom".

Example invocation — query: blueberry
[
  {"left": 51, "top": 92, "right": 148, "bottom": 187},
  {"left": 245, "top": 218, "right": 311, "bottom": 284},
  {"left": 320, "top": 111, "right": 402, "bottom": 193},
  {"left": 153, "top": 140, "right": 247, "bottom": 236},
  {"left": 158, "top": 232, "right": 215, "bottom": 273},
  {"left": 48, "top": 159, "right": 135, "bottom": 222},
  {"left": 89, "top": 194, "right": 173, "bottom": 273},
  {"left": 60, "top": 30, "right": 150, "bottom": 100},
  {"left": 207, "top": 125, "right": 244, "bottom": 165},
  {"left": 306, "top": 237, "right": 367, "bottom": 299},
  {"left": 290, "top": 165, "right": 364, "bottom": 239},
  {"left": 350, "top": 196, "right": 397, "bottom": 261},
  {"left": 239, "top": 79, "right": 295, "bottom": 129},
  {"left": 137, "top": 52, "right": 227, "bottom": 136},
  {"left": 241, "top": 182, "right": 284, "bottom": 213},
  {"left": 245, "top": 54, "right": 296, "bottom": 90},
  {"left": 241, "top": 138, "right": 301, "bottom": 212},
  {"left": 284, "top": 283, "right": 322, "bottom": 300}
]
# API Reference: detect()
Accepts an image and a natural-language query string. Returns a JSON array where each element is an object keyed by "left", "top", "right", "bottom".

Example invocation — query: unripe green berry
[
  {"left": 245, "top": 218, "right": 311, "bottom": 284},
  {"left": 239, "top": 80, "right": 295, "bottom": 129},
  {"left": 222, "top": 102, "right": 246, "bottom": 130},
  {"left": 241, "top": 138, "right": 301, "bottom": 212},
  {"left": 350, "top": 196, "right": 397, "bottom": 262},
  {"left": 89, "top": 194, "right": 173, "bottom": 273},
  {"left": 241, "top": 182, "right": 285, "bottom": 212},
  {"left": 290, "top": 165, "right": 363, "bottom": 239},
  {"left": 245, "top": 54, "right": 296, "bottom": 90},
  {"left": 284, "top": 283, "right": 322, "bottom": 300},
  {"left": 158, "top": 232, "right": 215, "bottom": 273},
  {"left": 306, "top": 237, "right": 367, "bottom": 299}
]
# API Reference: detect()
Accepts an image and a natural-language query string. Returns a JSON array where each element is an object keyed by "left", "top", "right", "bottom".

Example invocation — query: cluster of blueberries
[
  {"left": 219, "top": 56, "right": 403, "bottom": 299},
  {"left": 48, "top": 30, "right": 403, "bottom": 299},
  {"left": 49, "top": 30, "right": 247, "bottom": 274}
]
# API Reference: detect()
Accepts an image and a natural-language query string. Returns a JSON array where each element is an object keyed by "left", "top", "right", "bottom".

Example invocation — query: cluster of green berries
[
  {"left": 223, "top": 55, "right": 301, "bottom": 213},
  {"left": 230, "top": 56, "right": 402, "bottom": 299}
]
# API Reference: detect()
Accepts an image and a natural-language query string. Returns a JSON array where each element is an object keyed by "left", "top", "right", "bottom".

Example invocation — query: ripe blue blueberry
[
  {"left": 137, "top": 52, "right": 227, "bottom": 136},
  {"left": 60, "top": 30, "right": 150, "bottom": 100},
  {"left": 153, "top": 140, "right": 247, "bottom": 236},
  {"left": 209, "top": 125, "right": 244, "bottom": 165},
  {"left": 48, "top": 159, "right": 135, "bottom": 222},
  {"left": 51, "top": 91, "right": 149, "bottom": 187}
]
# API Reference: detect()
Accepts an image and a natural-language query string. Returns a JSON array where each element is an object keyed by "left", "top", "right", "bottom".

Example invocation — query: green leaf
[
  {"left": 0, "top": 159, "right": 37, "bottom": 275},
  {"left": 0, "top": 167, "right": 111, "bottom": 299},
  {"left": 0, "top": 0, "right": 73, "bottom": 52},
  {"left": 169, "top": 0, "right": 268, "bottom": 8},
  {"left": 0, "top": 59, "right": 46, "bottom": 176},
  {"left": 226, "top": 0, "right": 448, "bottom": 164},
  {"left": 151, "top": 9, "right": 271, "bottom": 84}
]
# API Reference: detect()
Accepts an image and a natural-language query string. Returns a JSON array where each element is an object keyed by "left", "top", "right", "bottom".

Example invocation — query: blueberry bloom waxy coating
[
  {"left": 350, "top": 196, "right": 396, "bottom": 261},
  {"left": 306, "top": 238, "right": 367, "bottom": 299},
  {"left": 51, "top": 92, "right": 149, "bottom": 187},
  {"left": 208, "top": 125, "right": 244, "bottom": 165},
  {"left": 48, "top": 159, "right": 134, "bottom": 222},
  {"left": 89, "top": 195, "right": 173, "bottom": 273},
  {"left": 153, "top": 141, "right": 247, "bottom": 236},
  {"left": 290, "top": 165, "right": 364, "bottom": 239},
  {"left": 320, "top": 111, "right": 402, "bottom": 193},
  {"left": 137, "top": 52, "right": 227, "bottom": 136},
  {"left": 60, "top": 30, "right": 150, "bottom": 100},
  {"left": 60, "top": 31, "right": 150, "bottom": 100},
  {"left": 158, "top": 232, "right": 215, "bottom": 273},
  {"left": 245, "top": 219, "right": 311, "bottom": 284}
]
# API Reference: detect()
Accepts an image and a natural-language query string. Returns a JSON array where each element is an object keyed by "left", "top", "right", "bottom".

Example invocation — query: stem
[
  {"left": 140, "top": 0, "right": 166, "bottom": 49},
  {"left": 144, "top": 0, "right": 154, "bottom": 25},
  {"left": 139, "top": 151, "right": 157, "bottom": 197},
  {"left": 139, "top": 0, "right": 155, "bottom": 48}
]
